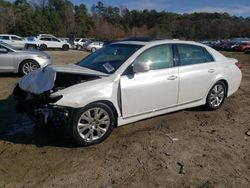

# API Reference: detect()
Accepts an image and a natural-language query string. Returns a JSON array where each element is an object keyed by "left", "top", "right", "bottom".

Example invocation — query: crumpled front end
[{"left": 13, "top": 65, "right": 102, "bottom": 127}]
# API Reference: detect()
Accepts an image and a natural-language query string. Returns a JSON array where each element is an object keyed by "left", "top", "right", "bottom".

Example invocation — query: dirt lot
[{"left": 0, "top": 50, "right": 249, "bottom": 188}]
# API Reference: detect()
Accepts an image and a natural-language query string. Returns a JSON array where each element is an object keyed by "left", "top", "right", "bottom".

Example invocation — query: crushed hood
[
  {"left": 19, "top": 64, "right": 107, "bottom": 95},
  {"left": 52, "top": 64, "right": 108, "bottom": 76}
]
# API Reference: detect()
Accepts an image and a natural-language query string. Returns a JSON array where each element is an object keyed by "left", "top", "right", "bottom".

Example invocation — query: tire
[
  {"left": 91, "top": 47, "right": 96, "bottom": 53},
  {"left": 40, "top": 44, "right": 47, "bottom": 51},
  {"left": 27, "top": 45, "right": 37, "bottom": 50},
  {"left": 19, "top": 60, "right": 40, "bottom": 75},
  {"left": 62, "top": 44, "right": 69, "bottom": 51},
  {"left": 76, "top": 45, "right": 82, "bottom": 50},
  {"left": 69, "top": 102, "right": 116, "bottom": 146},
  {"left": 205, "top": 81, "right": 226, "bottom": 110}
]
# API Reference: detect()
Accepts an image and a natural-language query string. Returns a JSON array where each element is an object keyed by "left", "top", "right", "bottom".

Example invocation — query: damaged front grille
[{"left": 13, "top": 72, "right": 99, "bottom": 127}]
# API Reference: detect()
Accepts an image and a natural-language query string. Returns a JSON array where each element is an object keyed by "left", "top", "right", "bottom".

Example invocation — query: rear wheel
[
  {"left": 69, "top": 102, "right": 115, "bottom": 146},
  {"left": 20, "top": 60, "right": 40, "bottom": 75},
  {"left": 206, "top": 81, "right": 226, "bottom": 110}
]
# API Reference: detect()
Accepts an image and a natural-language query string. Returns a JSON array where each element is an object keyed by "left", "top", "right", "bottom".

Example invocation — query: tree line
[{"left": 0, "top": 0, "right": 250, "bottom": 40}]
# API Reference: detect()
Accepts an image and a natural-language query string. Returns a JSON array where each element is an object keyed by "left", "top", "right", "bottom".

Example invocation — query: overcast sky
[{"left": 72, "top": 0, "right": 250, "bottom": 17}]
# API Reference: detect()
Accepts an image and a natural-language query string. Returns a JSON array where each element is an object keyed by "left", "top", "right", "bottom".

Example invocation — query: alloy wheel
[
  {"left": 22, "top": 61, "right": 39, "bottom": 75},
  {"left": 77, "top": 107, "right": 111, "bottom": 142},
  {"left": 208, "top": 84, "right": 225, "bottom": 108}
]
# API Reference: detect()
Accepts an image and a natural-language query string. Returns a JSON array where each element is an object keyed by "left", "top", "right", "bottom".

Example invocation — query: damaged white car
[{"left": 13, "top": 40, "right": 242, "bottom": 146}]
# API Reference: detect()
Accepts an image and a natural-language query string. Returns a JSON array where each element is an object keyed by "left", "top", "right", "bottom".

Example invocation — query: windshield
[
  {"left": 0, "top": 41, "right": 18, "bottom": 51},
  {"left": 77, "top": 44, "right": 142, "bottom": 74}
]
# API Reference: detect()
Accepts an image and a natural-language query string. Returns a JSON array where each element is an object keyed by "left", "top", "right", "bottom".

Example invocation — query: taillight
[{"left": 235, "top": 62, "right": 242, "bottom": 70}]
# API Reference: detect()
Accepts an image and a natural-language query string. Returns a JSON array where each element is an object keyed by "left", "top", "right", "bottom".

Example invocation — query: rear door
[
  {"left": 40, "top": 37, "right": 52, "bottom": 47},
  {"left": 10, "top": 36, "right": 25, "bottom": 49},
  {"left": 51, "top": 37, "right": 62, "bottom": 48},
  {"left": 176, "top": 44, "right": 216, "bottom": 104},
  {"left": 120, "top": 44, "right": 179, "bottom": 118}
]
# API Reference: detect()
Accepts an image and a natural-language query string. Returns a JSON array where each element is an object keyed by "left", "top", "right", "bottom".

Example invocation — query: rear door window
[
  {"left": 177, "top": 44, "right": 214, "bottom": 66},
  {"left": 40, "top": 37, "right": 51, "bottom": 41},
  {"left": 11, "top": 36, "right": 22, "bottom": 41},
  {"left": 0, "top": 36, "right": 10, "bottom": 40},
  {"left": 52, "top": 38, "right": 60, "bottom": 42}
]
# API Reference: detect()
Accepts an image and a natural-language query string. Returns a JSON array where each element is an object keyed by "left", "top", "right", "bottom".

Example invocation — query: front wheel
[
  {"left": 27, "top": 44, "right": 37, "bottom": 50},
  {"left": 62, "top": 44, "right": 69, "bottom": 51},
  {"left": 20, "top": 60, "right": 40, "bottom": 75},
  {"left": 39, "top": 44, "right": 47, "bottom": 51},
  {"left": 69, "top": 102, "right": 115, "bottom": 146},
  {"left": 206, "top": 81, "right": 226, "bottom": 110},
  {"left": 91, "top": 47, "right": 96, "bottom": 53}
]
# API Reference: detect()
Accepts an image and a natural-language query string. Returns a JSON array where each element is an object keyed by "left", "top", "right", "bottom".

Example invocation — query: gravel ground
[{"left": 0, "top": 50, "right": 249, "bottom": 188}]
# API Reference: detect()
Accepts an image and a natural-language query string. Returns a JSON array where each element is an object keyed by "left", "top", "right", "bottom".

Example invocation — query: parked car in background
[
  {"left": 222, "top": 42, "right": 238, "bottom": 51},
  {"left": 73, "top": 38, "right": 81, "bottom": 46},
  {"left": 25, "top": 34, "right": 71, "bottom": 51},
  {"left": 234, "top": 42, "right": 250, "bottom": 52},
  {"left": 13, "top": 40, "right": 242, "bottom": 146},
  {"left": 86, "top": 41, "right": 104, "bottom": 52},
  {"left": 103, "top": 40, "right": 120, "bottom": 47},
  {"left": 244, "top": 47, "right": 250, "bottom": 54},
  {"left": 60, "top": 37, "right": 70, "bottom": 43},
  {"left": 0, "top": 34, "right": 26, "bottom": 49},
  {"left": 76, "top": 38, "right": 94, "bottom": 50},
  {"left": 0, "top": 41, "right": 51, "bottom": 75}
]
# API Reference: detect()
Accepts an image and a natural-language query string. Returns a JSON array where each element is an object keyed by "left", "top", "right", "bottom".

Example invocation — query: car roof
[
  {"left": 114, "top": 40, "right": 207, "bottom": 47},
  {"left": 0, "top": 34, "right": 20, "bottom": 36}
]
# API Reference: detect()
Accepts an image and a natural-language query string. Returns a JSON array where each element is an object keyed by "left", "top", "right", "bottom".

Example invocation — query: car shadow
[
  {"left": 185, "top": 105, "right": 208, "bottom": 112},
  {"left": 0, "top": 73, "right": 21, "bottom": 77},
  {"left": 0, "top": 95, "right": 78, "bottom": 148}
]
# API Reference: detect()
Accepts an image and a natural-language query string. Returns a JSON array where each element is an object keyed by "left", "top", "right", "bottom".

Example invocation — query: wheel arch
[
  {"left": 18, "top": 59, "right": 40, "bottom": 73},
  {"left": 219, "top": 79, "right": 228, "bottom": 97},
  {"left": 88, "top": 100, "right": 119, "bottom": 127},
  {"left": 206, "top": 78, "right": 229, "bottom": 99}
]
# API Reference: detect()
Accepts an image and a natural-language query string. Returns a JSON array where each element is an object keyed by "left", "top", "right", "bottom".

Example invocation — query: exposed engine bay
[{"left": 13, "top": 66, "right": 101, "bottom": 127}]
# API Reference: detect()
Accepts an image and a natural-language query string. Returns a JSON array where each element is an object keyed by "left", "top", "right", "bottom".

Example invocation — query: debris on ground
[
  {"left": 172, "top": 138, "right": 179, "bottom": 141},
  {"left": 245, "top": 128, "right": 250, "bottom": 136},
  {"left": 177, "top": 162, "right": 185, "bottom": 174}
]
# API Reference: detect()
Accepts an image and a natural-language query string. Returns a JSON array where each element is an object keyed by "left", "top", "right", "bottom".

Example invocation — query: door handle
[
  {"left": 167, "top": 75, "right": 178, "bottom": 80},
  {"left": 208, "top": 69, "right": 215, "bottom": 73}
]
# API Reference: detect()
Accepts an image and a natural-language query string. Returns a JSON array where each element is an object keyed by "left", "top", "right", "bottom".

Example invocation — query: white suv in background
[
  {"left": 0, "top": 34, "right": 26, "bottom": 49},
  {"left": 25, "top": 34, "right": 71, "bottom": 51}
]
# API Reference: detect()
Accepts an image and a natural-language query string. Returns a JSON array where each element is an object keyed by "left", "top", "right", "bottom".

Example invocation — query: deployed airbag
[{"left": 19, "top": 66, "right": 56, "bottom": 94}]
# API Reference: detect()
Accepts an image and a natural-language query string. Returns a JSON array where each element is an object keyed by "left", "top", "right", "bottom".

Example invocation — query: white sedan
[{"left": 14, "top": 40, "right": 242, "bottom": 146}]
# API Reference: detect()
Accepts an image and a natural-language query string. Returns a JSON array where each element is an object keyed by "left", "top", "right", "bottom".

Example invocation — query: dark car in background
[
  {"left": 235, "top": 42, "right": 250, "bottom": 52},
  {"left": 222, "top": 42, "right": 238, "bottom": 51}
]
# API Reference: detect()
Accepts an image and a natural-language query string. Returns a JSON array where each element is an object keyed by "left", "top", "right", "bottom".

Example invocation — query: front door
[{"left": 120, "top": 44, "right": 179, "bottom": 118}]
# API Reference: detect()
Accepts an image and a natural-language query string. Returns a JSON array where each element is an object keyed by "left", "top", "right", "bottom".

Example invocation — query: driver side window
[{"left": 134, "top": 44, "right": 174, "bottom": 70}]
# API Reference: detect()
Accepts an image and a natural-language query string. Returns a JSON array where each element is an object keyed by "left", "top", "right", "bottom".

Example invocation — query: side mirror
[
  {"left": 133, "top": 62, "right": 150, "bottom": 73},
  {"left": 0, "top": 48, "right": 8, "bottom": 53}
]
